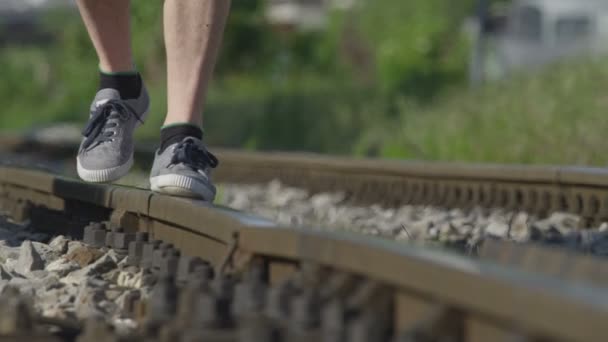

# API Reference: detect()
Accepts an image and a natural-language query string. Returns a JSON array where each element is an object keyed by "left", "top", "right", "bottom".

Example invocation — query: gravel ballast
[
  {"left": 0, "top": 218, "right": 150, "bottom": 333},
  {"left": 218, "top": 181, "right": 608, "bottom": 256}
]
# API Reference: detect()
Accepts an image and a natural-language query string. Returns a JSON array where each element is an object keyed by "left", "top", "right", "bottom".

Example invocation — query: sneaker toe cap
[{"left": 78, "top": 145, "right": 132, "bottom": 170}]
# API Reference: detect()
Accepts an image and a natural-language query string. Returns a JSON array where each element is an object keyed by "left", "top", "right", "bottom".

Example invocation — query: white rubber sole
[
  {"left": 150, "top": 174, "right": 215, "bottom": 201},
  {"left": 77, "top": 155, "right": 133, "bottom": 183}
]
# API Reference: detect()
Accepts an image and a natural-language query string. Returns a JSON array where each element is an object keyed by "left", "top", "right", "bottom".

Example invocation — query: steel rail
[
  {"left": 0, "top": 166, "right": 606, "bottom": 341},
  {"left": 4, "top": 135, "right": 608, "bottom": 226}
]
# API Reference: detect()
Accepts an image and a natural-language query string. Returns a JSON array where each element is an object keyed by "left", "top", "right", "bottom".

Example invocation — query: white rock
[
  {"left": 509, "top": 212, "right": 530, "bottom": 241},
  {"left": 0, "top": 243, "right": 20, "bottom": 262},
  {"left": 16, "top": 241, "right": 45, "bottom": 273},
  {"left": 49, "top": 235, "right": 70, "bottom": 254},
  {"left": 104, "top": 249, "right": 121, "bottom": 263},
  {"left": 2, "top": 259, "right": 22, "bottom": 277},
  {"left": 63, "top": 250, "right": 118, "bottom": 283},
  {"left": 35, "top": 241, "right": 58, "bottom": 262},
  {"left": 0, "top": 265, "right": 11, "bottom": 281},
  {"left": 548, "top": 212, "right": 580, "bottom": 230},
  {"left": 46, "top": 258, "right": 80, "bottom": 277},
  {"left": 66, "top": 241, "right": 88, "bottom": 255},
  {"left": 484, "top": 222, "right": 510, "bottom": 238},
  {"left": 228, "top": 191, "right": 251, "bottom": 210},
  {"left": 116, "top": 270, "right": 143, "bottom": 288},
  {"left": 310, "top": 193, "right": 341, "bottom": 209}
]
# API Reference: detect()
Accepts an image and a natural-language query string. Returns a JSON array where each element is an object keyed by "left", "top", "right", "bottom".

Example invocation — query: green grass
[{"left": 359, "top": 58, "right": 608, "bottom": 166}]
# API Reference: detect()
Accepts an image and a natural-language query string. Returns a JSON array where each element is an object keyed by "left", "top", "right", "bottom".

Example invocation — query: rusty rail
[
  {"left": 4, "top": 135, "right": 608, "bottom": 227},
  {"left": 0, "top": 165, "right": 606, "bottom": 341}
]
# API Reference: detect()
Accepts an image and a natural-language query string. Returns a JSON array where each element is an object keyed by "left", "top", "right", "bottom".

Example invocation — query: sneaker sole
[
  {"left": 77, "top": 155, "right": 134, "bottom": 183},
  {"left": 150, "top": 174, "right": 216, "bottom": 202}
]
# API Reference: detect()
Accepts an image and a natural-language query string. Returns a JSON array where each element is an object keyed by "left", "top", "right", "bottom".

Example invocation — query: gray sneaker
[
  {"left": 149, "top": 137, "right": 219, "bottom": 201},
  {"left": 77, "top": 86, "right": 150, "bottom": 182}
]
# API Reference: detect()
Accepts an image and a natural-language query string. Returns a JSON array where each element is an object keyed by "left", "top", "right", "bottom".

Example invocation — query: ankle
[
  {"left": 99, "top": 69, "right": 143, "bottom": 100},
  {"left": 159, "top": 123, "right": 203, "bottom": 153}
]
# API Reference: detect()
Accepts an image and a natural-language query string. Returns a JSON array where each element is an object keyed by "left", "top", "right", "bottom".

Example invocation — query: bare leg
[
  {"left": 163, "top": 0, "right": 231, "bottom": 126},
  {"left": 76, "top": 0, "right": 134, "bottom": 72}
]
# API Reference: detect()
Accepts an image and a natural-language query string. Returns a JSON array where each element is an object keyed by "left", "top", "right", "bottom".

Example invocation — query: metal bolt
[
  {"left": 113, "top": 230, "right": 135, "bottom": 251},
  {"left": 141, "top": 240, "right": 162, "bottom": 270},
  {"left": 152, "top": 243, "right": 174, "bottom": 271},
  {"left": 177, "top": 256, "right": 208, "bottom": 284},
  {"left": 127, "top": 232, "right": 150, "bottom": 266},
  {"left": 160, "top": 249, "right": 181, "bottom": 277}
]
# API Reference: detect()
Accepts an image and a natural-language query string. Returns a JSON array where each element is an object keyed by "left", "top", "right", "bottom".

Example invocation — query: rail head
[
  {"left": 9, "top": 136, "right": 608, "bottom": 222},
  {"left": 9, "top": 134, "right": 608, "bottom": 186}
]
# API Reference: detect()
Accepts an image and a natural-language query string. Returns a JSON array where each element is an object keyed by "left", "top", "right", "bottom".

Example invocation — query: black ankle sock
[
  {"left": 99, "top": 71, "right": 142, "bottom": 99},
  {"left": 159, "top": 124, "right": 203, "bottom": 153}
]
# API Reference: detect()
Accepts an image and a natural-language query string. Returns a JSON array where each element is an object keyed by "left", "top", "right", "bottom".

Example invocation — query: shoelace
[
  {"left": 81, "top": 100, "right": 143, "bottom": 150},
  {"left": 169, "top": 138, "right": 219, "bottom": 171}
]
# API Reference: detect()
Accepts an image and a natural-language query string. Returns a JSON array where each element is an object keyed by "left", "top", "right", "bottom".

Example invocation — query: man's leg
[
  {"left": 76, "top": 0, "right": 134, "bottom": 72},
  {"left": 163, "top": 0, "right": 231, "bottom": 126},
  {"left": 150, "top": 0, "right": 230, "bottom": 201},
  {"left": 76, "top": 0, "right": 150, "bottom": 183}
]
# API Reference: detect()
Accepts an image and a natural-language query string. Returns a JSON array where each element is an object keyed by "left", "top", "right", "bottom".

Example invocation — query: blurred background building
[
  {"left": 471, "top": 0, "right": 608, "bottom": 82},
  {"left": 265, "top": 0, "right": 357, "bottom": 31}
]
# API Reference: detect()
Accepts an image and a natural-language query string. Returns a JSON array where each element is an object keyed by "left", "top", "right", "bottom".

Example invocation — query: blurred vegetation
[
  {"left": 359, "top": 58, "right": 608, "bottom": 166},
  {"left": 0, "top": 0, "right": 475, "bottom": 155},
  {"left": 6, "top": 0, "right": 603, "bottom": 166}
]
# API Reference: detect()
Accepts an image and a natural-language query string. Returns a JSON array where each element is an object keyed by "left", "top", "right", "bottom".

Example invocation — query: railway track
[
  {"left": 0, "top": 134, "right": 607, "bottom": 341},
  {"left": 5, "top": 134, "right": 608, "bottom": 226}
]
